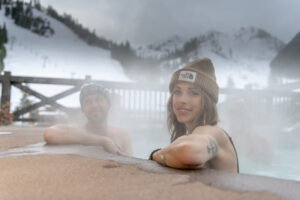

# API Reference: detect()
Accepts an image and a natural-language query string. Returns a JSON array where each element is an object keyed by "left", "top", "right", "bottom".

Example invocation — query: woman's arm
[
  {"left": 152, "top": 129, "right": 219, "bottom": 169},
  {"left": 43, "top": 124, "right": 123, "bottom": 155}
]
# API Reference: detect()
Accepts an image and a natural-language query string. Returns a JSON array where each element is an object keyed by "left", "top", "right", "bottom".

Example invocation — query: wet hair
[
  {"left": 79, "top": 83, "right": 110, "bottom": 107},
  {"left": 167, "top": 88, "right": 219, "bottom": 142}
]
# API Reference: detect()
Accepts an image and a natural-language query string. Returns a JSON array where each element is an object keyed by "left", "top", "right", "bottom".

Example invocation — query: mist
[
  {"left": 1, "top": 0, "right": 300, "bottom": 182},
  {"left": 39, "top": 0, "right": 300, "bottom": 45},
  {"left": 102, "top": 78, "right": 300, "bottom": 180}
]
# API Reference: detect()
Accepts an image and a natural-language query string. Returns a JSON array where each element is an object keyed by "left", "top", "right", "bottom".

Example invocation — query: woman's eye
[
  {"left": 173, "top": 90, "right": 181, "bottom": 95},
  {"left": 191, "top": 91, "right": 199, "bottom": 96}
]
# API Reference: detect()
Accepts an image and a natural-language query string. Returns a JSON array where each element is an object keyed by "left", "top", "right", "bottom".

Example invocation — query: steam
[{"left": 218, "top": 89, "right": 300, "bottom": 178}]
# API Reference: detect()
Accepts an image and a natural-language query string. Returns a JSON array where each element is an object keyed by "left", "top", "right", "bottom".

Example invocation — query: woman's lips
[{"left": 176, "top": 108, "right": 191, "bottom": 115}]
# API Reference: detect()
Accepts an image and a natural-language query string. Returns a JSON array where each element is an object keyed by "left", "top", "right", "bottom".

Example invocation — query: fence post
[{"left": 1, "top": 71, "right": 11, "bottom": 111}]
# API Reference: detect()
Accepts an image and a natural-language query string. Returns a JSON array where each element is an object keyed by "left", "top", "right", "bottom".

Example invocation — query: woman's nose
[{"left": 178, "top": 93, "right": 188, "bottom": 103}]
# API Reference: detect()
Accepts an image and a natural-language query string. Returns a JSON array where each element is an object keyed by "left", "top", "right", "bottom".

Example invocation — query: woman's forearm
[{"left": 152, "top": 135, "right": 217, "bottom": 169}]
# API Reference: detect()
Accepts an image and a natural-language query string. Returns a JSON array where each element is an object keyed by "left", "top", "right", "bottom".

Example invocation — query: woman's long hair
[{"left": 167, "top": 90, "right": 219, "bottom": 142}]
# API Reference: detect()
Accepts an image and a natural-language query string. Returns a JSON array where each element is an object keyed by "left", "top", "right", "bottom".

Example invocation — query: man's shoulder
[
  {"left": 50, "top": 124, "right": 84, "bottom": 131},
  {"left": 108, "top": 125, "right": 129, "bottom": 136}
]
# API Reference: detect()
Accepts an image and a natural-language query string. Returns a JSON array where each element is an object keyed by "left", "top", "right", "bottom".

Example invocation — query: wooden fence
[{"left": 1, "top": 71, "right": 299, "bottom": 125}]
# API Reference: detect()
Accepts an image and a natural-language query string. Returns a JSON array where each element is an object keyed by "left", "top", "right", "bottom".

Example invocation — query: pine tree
[
  {"left": 0, "top": 25, "right": 4, "bottom": 45},
  {"left": 33, "top": 0, "right": 41, "bottom": 11},
  {"left": 15, "top": 91, "right": 39, "bottom": 121},
  {"left": 5, "top": 6, "right": 10, "bottom": 16},
  {"left": 0, "top": 44, "right": 6, "bottom": 73},
  {"left": 3, "top": 24, "right": 7, "bottom": 43},
  {"left": 15, "top": 92, "right": 32, "bottom": 112},
  {"left": 0, "top": 23, "right": 7, "bottom": 73}
]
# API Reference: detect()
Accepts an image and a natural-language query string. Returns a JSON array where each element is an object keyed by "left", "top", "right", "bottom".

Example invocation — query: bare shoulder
[
  {"left": 192, "top": 125, "right": 229, "bottom": 146},
  {"left": 107, "top": 125, "right": 132, "bottom": 156},
  {"left": 108, "top": 125, "right": 130, "bottom": 139},
  {"left": 48, "top": 124, "right": 83, "bottom": 131},
  {"left": 109, "top": 125, "right": 128, "bottom": 134}
]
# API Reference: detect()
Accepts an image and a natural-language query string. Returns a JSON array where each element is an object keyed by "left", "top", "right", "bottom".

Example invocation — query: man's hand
[{"left": 102, "top": 137, "right": 125, "bottom": 155}]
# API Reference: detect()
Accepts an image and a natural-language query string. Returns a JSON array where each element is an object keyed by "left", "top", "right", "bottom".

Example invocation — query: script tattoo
[{"left": 207, "top": 138, "right": 218, "bottom": 157}]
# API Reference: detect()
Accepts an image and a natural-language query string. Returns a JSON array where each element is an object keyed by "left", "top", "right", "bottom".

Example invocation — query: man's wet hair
[{"left": 79, "top": 83, "right": 110, "bottom": 107}]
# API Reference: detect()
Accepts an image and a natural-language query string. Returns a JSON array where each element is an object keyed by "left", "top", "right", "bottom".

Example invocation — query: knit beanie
[
  {"left": 169, "top": 58, "right": 219, "bottom": 103},
  {"left": 79, "top": 83, "right": 110, "bottom": 107}
]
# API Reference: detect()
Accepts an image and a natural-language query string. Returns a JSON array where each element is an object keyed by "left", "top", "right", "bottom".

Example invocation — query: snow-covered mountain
[
  {"left": 1, "top": 3, "right": 286, "bottom": 110},
  {"left": 1, "top": 7, "right": 129, "bottom": 82},
  {"left": 136, "top": 27, "right": 285, "bottom": 89},
  {"left": 136, "top": 35, "right": 188, "bottom": 59},
  {"left": 271, "top": 32, "right": 300, "bottom": 80},
  {"left": 1, "top": 6, "right": 130, "bottom": 109}
]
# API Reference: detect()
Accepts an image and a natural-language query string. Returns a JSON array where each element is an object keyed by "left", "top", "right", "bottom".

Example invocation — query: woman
[{"left": 150, "top": 58, "right": 239, "bottom": 173}]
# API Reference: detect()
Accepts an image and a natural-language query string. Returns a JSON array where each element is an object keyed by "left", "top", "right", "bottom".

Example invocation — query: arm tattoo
[{"left": 207, "top": 138, "right": 218, "bottom": 157}]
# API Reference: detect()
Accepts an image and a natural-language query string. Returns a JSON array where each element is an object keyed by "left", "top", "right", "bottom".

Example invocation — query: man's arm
[
  {"left": 43, "top": 124, "right": 123, "bottom": 155},
  {"left": 152, "top": 126, "right": 219, "bottom": 169},
  {"left": 109, "top": 126, "right": 133, "bottom": 157},
  {"left": 121, "top": 130, "right": 133, "bottom": 156}
]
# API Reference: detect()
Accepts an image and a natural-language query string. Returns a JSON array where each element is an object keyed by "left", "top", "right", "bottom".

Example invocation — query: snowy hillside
[
  {"left": 137, "top": 27, "right": 285, "bottom": 89},
  {"left": 1, "top": 6, "right": 130, "bottom": 109},
  {"left": 136, "top": 35, "right": 188, "bottom": 59},
  {"left": 1, "top": 8, "right": 129, "bottom": 82}
]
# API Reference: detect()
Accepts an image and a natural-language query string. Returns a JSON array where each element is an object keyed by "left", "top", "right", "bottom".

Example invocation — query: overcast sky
[{"left": 39, "top": 0, "right": 300, "bottom": 46}]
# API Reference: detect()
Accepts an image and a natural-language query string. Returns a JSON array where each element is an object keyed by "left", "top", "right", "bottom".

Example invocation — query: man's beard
[{"left": 87, "top": 110, "right": 108, "bottom": 123}]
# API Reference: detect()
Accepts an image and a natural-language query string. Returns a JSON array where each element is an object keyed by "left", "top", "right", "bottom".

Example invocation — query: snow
[
  {"left": 1, "top": 8, "right": 129, "bottom": 81},
  {"left": 0, "top": 7, "right": 286, "bottom": 110},
  {"left": 1, "top": 7, "right": 130, "bottom": 109},
  {"left": 136, "top": 35, "right": 188, "bottom": 59},
  {"left": 137, "top": 27, "right": 284, "bottom": 89}
]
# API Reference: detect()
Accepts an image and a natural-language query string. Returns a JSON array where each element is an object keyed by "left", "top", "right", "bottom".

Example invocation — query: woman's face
[{"left": 172, "top": 82, "right": 203, "bottom": 129}]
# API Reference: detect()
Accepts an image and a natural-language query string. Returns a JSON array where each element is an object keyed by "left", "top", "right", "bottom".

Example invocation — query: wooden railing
[{"left": 1, "top": 71, "right": 299, "bottom": 124}]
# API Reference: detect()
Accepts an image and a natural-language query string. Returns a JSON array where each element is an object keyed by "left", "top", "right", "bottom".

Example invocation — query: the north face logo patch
[{"left": 178, "top": 71, "right": 196, "bottom": 83}]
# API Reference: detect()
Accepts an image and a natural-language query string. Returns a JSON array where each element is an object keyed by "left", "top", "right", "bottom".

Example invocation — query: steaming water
[
  {"left": 131, "top": 129, "right": 300, "bottom": 182},
  {"left": 130, "top": 129, "right": 169, "bottom": 159},
  {"left": 240, "top": 147, "right": 300, "bottom": 182}
]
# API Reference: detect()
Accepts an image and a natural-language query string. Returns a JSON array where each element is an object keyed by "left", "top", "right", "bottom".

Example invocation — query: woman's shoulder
[
  {"left": 193, "top": 125, "right": 223, "bottom": 135},
  {"left": 193, "top": 125, "right": 229, "bottom": 144}
]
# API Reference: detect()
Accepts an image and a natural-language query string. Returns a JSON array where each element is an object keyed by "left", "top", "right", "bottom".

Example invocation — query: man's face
[{"left": 82, "top": 94, "right": 109, "bottom": 123}]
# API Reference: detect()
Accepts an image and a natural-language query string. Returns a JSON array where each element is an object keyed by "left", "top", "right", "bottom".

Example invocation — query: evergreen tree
[
  {"left": 0, "top": 48, "right": 5, "bottom": 73},
  {"left": 33, "top": 0, "right": 41, "bottom": 11},
  {"left": 0, "top": 24, "right": 7, "bottom": 73},
  {"left": 25, "top": 4, "right": 33, "bottom": 17},
  {"left": 3, "top": 24, "right": 7, "bottom": 43},
  {"left": 0, "top": 43, "right": 6, "bottom": 73},
  {"left": 5, "top": 5, "right": 10, "bottom": 16},
  {"left": 15, "top": 91, "right": 33, "bottom": 112},
  {"left": 15, "top": 91, "right": 39, "bottom": 121}
]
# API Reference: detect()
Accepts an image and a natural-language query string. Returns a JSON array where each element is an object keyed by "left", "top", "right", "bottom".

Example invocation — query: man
[{"left": 43, "top": 83, "right": 133, "bottom": 156}]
